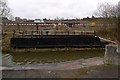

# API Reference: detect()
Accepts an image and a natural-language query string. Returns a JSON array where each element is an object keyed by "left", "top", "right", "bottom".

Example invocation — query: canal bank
[
  {"left": 2, "top": 49, "right": 105, "bottom": 65},
  {"left": 2, "top": 57, "right": 104, "bottom": 78},
  {"left": 2, "top": 45, "right": 119, "bottom": 78},
  {"left": 1, "top": 45, "right": 119, "bottom": 78},
  {"left": 2, "top": 57, "right": 119, "bottom": 78}
]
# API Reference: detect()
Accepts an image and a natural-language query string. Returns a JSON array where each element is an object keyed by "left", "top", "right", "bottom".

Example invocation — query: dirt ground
[
  {"left": 1, "top": 57, "right": 119, "bottom": 78},
  {"left": 2, "top": 64, "right": 119, "bottom": 78}
]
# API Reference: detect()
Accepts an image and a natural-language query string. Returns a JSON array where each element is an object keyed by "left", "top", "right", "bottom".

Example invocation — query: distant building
[
  {"left": 34, "top": 19, "right": 44, "bottom": 23},
  {"left": 2, "top": 17, "right": 12, "bottom": 22},
  {"left": 2, "top": 17, "right": 7, "bottom": 22},
  {"left": 2, "top": 17, "right": 114, "bottom": 28},
  {"left": 15, "top": 17, "right": 27, "bottom": 22},
  {"left": 15, "top": 17, "right": 20, "bottom": 22}
]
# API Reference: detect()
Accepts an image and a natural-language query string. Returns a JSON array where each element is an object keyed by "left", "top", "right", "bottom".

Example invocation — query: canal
[{"left": 2, "top": 49, "right": 105, "bottom": 65}]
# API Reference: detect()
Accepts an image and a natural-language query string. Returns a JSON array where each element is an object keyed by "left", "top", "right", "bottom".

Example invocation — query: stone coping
[{"left": 1, "top": 57, "right": 104, "bottom": 70}]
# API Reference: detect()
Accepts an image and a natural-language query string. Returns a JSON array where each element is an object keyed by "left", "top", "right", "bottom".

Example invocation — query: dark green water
[{"left": 5, "top": 49, "right": 105, "bottom": 65}]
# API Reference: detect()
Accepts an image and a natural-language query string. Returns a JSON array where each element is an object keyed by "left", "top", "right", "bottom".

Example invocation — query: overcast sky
[{"left": 8, "top": 0, "right": 119, "bottom": 19}]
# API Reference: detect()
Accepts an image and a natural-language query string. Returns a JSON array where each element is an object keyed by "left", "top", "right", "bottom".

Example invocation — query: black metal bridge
[{"left": 10, "top": 30, "right": 110, "bottom": 49}]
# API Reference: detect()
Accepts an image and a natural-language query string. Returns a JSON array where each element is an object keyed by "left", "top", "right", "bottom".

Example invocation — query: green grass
[
  {"left": 6, "top": 49, "right": 105, "bottom": 64},
  {"left": 77, "top": 25, "right": 117, "bottom": 41}
]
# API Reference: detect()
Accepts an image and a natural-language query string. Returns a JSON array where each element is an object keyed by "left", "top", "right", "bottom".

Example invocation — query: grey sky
[{"left": 8, "top": 0, "right": 119, "bottom": 19}]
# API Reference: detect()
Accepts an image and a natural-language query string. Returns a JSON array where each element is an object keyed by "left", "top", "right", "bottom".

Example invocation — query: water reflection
[{"left": 2, "top": 49, "right": 105, "bottom": 65}]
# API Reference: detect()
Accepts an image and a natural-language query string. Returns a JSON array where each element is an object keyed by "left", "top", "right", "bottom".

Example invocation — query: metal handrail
[{"left": 12, "top": 30, "right": 95, "bottom": 38}]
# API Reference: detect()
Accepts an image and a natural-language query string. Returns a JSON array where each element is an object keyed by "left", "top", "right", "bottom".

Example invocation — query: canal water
[{"left": 2, "top": 49, "right": 105, "bottom": 66}]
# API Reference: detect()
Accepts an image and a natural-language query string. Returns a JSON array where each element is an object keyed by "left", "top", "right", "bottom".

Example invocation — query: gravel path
[
  {"left": 1, "top": 57, "right": 119, "bottom": 78},
  {"left": 2, "top": 57, "right": 104, "bottom": 70},
  {"left": 80, "top": 65, "right": 119, "bottom": 78}
]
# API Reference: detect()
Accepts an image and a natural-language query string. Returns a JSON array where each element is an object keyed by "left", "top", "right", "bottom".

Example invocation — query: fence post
[
  {"left": 31, "top": 31, "right": 33, "bottom": 38},
  {"left": 13, "top": 30, "right": 15, "bottom": 38}
]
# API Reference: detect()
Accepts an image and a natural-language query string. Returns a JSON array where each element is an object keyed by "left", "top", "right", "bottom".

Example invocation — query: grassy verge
[{"left": 77, "top": 26, "right": 117, "bottom": 41}]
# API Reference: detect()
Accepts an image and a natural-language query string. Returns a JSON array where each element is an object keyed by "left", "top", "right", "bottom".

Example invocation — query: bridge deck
[
  {"left": 12, "top": 30, "right": 95, "bottom": 38},
  {"left": 10, "top": 30, "right": 111, "bottom": 49},
  {"left": 11, "top": 35, "right": 109, "bottom": 49}
]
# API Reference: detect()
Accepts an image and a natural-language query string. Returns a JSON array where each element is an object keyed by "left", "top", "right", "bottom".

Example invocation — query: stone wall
[
  {"left": 104, "top": 45, "right": 119, "bottom": 65},
  {"left": 2, "top": 54, "right": 13, "bottom": 66}
]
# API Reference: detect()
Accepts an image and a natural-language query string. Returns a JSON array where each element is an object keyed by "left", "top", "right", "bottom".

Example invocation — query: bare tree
[
  {"left": 94, "top": 2, "right": 119, "bottom": 41},
  {"left": 0, "top": 0, "right": 12, "bottom": 19},
  {"left": 95, "top": 2, "right": 117, "bottom": 18},
  {"left": 118, "top": 1, "right": 120, "bottom": 42}
]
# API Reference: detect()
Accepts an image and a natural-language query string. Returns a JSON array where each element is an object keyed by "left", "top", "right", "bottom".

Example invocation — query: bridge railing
[{"left": 12, "top": 30, "right": 95, "bottom": 38}]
